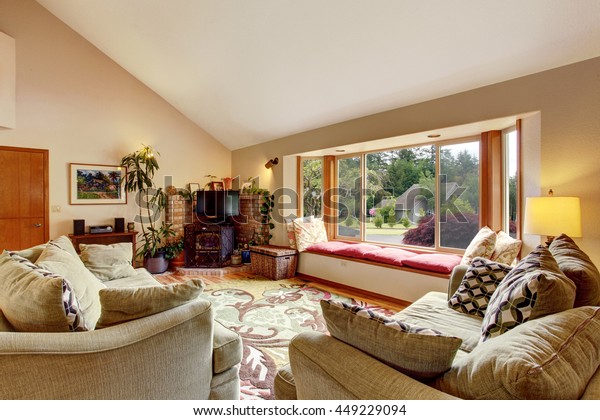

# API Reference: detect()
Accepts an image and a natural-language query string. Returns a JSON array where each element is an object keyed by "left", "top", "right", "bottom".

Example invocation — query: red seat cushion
[
  {"left": 335, "top": 243, "right": 382, "bottom": 259},
  {"left": 305, "top": 241, "right": 352, "bottom": 254},
  {"left": 402, "top": 253, "right": 462, "bottom": 274},
  {"left": 363, "top": 247, "right": 418, "bottom": 266}
]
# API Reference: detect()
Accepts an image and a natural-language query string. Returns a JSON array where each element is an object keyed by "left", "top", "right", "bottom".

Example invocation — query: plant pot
[
  {"left": 144, "top": 251, "right": 169, "bottom": 274},
  {"left": 168, "top": 252, "right": 186, "bottom": 271}
]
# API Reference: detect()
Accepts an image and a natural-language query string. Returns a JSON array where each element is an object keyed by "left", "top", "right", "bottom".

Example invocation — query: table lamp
[{"left": 523, "top": 190, "right": 581, "bottom": 246}]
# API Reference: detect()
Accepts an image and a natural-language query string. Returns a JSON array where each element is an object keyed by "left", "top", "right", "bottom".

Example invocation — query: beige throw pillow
[
  {"left": 293, "top": 217, "right": 328, "bottom": 252},
  {"left": 490, "top": 230, "right": 522, "bottom": 265},
  {"left": 460, "top": 226, "right": 497, "bottom": 265},
  {"left": 321, "top": 300, "right": 462, "bottom": 380},
  {"left": 79, "top": 243, "right": 137, "bottom": 281},
  {"left": 36, "top": 243, "right": 106, "bottom": 329},
  {"left": 95, "top": 278, "right": 205, "bottom": 328},
  {"left": 549, "top": 233, "right": 600, "bottom": 307},
  {"left": 0, "top": 251, "right": 87, "bottom": 332}
]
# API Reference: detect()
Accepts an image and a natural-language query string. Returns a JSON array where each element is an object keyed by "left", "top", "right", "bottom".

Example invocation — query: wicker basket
[{"left": 250, "top": 245, "right": 298, "bottom": 280}]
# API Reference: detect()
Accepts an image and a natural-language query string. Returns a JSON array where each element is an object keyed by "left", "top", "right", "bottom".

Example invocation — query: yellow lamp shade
[{"left": 524, "top": 196, "right": 582, "bottom": 237}]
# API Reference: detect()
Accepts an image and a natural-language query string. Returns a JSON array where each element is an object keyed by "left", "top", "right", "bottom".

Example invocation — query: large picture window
[
  {"left": 301, "top": 158, "right": 323, "bottom": 218},
  {"left": 297, "top": 123, "right": 520, "bottom": 253},
  {"left": 366, "top": 145, "right": 435, "bottom": 247}
]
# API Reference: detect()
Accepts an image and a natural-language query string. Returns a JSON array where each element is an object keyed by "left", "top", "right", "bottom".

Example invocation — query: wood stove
[{"left": 184, "top": 223, "right": 235, "bottom": 268}]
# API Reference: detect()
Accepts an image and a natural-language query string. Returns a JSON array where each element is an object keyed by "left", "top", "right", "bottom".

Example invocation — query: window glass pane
[
  {"left": 337, "top": 156, "right": 361, "bottom": 238},
  {"left": 366, "top": 146, "right": 436, "bottom": 248},
  {"left": 504, "top": 129, "right": 518, "bottom": 237},
  {"left": 439, "top": 141, "right": 480, "bottom": 249},
  {"left": 302, "top": 159, "right": 323, "bottom": 217}
]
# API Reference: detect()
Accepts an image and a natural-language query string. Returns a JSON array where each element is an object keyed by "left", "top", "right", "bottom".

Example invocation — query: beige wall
[
  {"left": 0, "top": 0, "right": 231, "bottom": 239},
  {"left": 233, "top": 57, "right": 600, "bottom": 266}
]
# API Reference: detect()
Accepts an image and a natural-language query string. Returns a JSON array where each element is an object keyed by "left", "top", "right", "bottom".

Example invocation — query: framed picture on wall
[{"left": 69, "top": 163, "right": 127, "bottom": 205}]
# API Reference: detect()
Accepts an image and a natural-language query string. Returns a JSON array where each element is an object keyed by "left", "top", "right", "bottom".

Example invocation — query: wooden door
[{"left": 0, "top": 146, "right": 49, "bottom": 251}]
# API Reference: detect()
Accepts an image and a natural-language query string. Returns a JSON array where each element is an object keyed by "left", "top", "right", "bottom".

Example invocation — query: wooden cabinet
[{"left": 68, "top": 231, "right": 137, "bottom": 259}]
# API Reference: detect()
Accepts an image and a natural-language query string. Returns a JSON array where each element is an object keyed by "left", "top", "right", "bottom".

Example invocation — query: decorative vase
[{"left": 144, "top": 250, "right": 169, "bottom": 274}]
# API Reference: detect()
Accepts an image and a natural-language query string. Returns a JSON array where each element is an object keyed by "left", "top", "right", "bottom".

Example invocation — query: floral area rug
[{"left": 155, "top": 272, "right": 394, "bottom": 400}]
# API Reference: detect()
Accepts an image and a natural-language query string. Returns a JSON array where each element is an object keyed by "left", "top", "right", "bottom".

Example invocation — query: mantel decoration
[
  {"left": 69, "top": 163, "right": 127, "bottom": 205},
  {"left": 119, "top": 145, "right": 175, "bottom": 273}
]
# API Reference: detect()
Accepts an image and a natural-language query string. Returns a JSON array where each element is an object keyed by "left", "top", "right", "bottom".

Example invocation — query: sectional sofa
[
  {"left": 276, "top": 233, "right": 600, "bottom": 400},
  {"left": 0, "top": 236, "right": 242, "bottom": 400}
]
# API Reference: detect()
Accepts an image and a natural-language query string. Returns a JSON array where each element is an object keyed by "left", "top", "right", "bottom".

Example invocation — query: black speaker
[
  {"left": 114, "top": 217, "right": 125, "bottom": 233},
  {"left": 73, "top": 219, "right": 85, "bottom": 236}
]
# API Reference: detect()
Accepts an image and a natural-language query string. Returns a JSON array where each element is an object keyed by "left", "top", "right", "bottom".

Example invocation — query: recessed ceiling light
[
  {"left": 335, "top": 149, "right": 346, "bottom": 153},
  {"left": 427, "top": 134, "right": 441, "bottom": 138}
]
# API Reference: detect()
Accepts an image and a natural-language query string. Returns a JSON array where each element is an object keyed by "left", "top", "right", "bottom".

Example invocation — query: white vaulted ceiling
[{"left": 36, "top": 0, "right": 600, "bottom": 150}]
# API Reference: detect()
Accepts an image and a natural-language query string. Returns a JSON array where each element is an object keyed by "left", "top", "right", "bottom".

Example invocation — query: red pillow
[
  {"left": 363, "top": 247, "right": 418, "bottom": 266},
  {"left": 402, "top": 253, "right": 462, "bottom": 274},
  {"left": 305, "top": 241, "right": 352, "bottom": 254},
  {"left": 335, "top": 243, "right": 382, "bottom": 259}
]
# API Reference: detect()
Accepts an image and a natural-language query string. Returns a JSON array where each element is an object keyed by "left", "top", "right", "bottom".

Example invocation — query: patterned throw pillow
[
  {"left": 490, "top": 230, "right": 522, "bottom": 265},
  {"left": 0, "top": 251, "right": 87, "bottom": 332},
  {"left": 321, "top": 300, "right": 462, "bottom": 380},
  {"left": 480, "top": 246, "right": 576, "bottom": 342},
  {"left": 460, "top": 226, "right": 497, "bottom": 265},
  {"left": 293, "top": 217, "right": 328, "bottom": 252},
  {"left": 448, "top": 257, "right": 513, "bottom": 317}
]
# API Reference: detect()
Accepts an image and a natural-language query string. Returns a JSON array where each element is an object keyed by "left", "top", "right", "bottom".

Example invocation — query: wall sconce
[
  {"left": 265, "top": 157, "right": 279, "bottom": 169},
  {"left": 523, "top": 189, "right": 582, "bottom": 246}
]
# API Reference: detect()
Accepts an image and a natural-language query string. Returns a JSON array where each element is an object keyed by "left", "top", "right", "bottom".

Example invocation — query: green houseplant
[{"left": 120, "top": 145, "right": 174, "bottom": 273}]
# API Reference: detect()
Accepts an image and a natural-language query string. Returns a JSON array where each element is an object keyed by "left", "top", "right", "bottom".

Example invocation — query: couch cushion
[
  {"left": 36, "top": 243, "right": 106, "bottom": 329},
  {"left": 403, "top": 253, "right": 462, "bottom": 274},
  {"left": 448, "top": 257, "right": 513, "bottom": 317},
  {"left": 79, "top": 243, "right": 137, "bottom": 281},
  {"left": 394, "top": 291, "right": 482, "bottom": 352},
  {"left": 334, "top": 243, "right": 381, "bottom": 259},
  {"left": 321, "top": 300, "right": 462, "bottom": 380},
  {"left": 490, "top": 230, "right": 522, "bottom": 265},
  {"left": 305, "top": 241, "right": 351, "bottom": 254},
  {"left": 213, "top": 320, "right": 243, "bottom": 374},
  {"left": 460, "top": 226, "right": 497, "bottom": 265},
  {"left": 15, "top": 243, "right": 47, "bottom": 263},
  {"left": 481, "top": 246, "right": 576, "bottom": 342},
  {"left": 435, "top": 306, "right": 600, "bottom": 400},
  {"left": 95, "top": 278, "right": 204, "bottom": 328},
  {"left": 363, "top": 247, "right": 418, "bottom": 266},
  {"left": 0, "top": 251, "right": 87, "bottom": 332},
  {"left": 549, "top": 233, "right": 600, "bottom": 307}
]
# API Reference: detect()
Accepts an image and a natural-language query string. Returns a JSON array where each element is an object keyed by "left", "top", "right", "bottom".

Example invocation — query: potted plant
[
  {"left": 119, "top": 145, "right": 175, "bottom": 273},
  {"left": 165, "top": 237, "right": 185, "bottom": 271}
]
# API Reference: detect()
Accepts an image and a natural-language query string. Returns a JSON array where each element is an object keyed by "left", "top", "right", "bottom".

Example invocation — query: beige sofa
[
  {"left": 275, "top": 234, "right": 600, "bottom": 400},
  {"left": 0, "top": 236, "right": 242, "bottom": 400}
]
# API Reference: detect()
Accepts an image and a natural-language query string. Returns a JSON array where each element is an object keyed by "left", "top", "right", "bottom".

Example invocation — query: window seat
[{"left": 296, "top": 241, "right": 462, "bottom": 303}]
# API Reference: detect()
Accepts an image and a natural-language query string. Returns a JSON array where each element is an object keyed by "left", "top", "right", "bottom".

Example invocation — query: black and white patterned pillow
[
  {"left": 8, "top": 251, "right": 87, "bottom": 332},
  {"left": 448, "top": 257, "right": 513, "bottom": 317},
  {"left": 480, "top": 246, "right": 576, "bottom": 342}
]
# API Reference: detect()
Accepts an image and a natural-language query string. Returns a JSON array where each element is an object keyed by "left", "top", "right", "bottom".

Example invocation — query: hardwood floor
[{"left": 156, "top": 268, "right": 410, "bottom": 313}]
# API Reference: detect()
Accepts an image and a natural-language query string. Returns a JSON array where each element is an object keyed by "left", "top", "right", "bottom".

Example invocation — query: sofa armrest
[
  {"left": 0, "top": 299, "right": 215, "bottom": 399},
  {"left": 448, "top": 265, "right": 468, "bottom": 299},
  {"left": 287, "top": 332, "right": 459, "bottom": 400}
]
